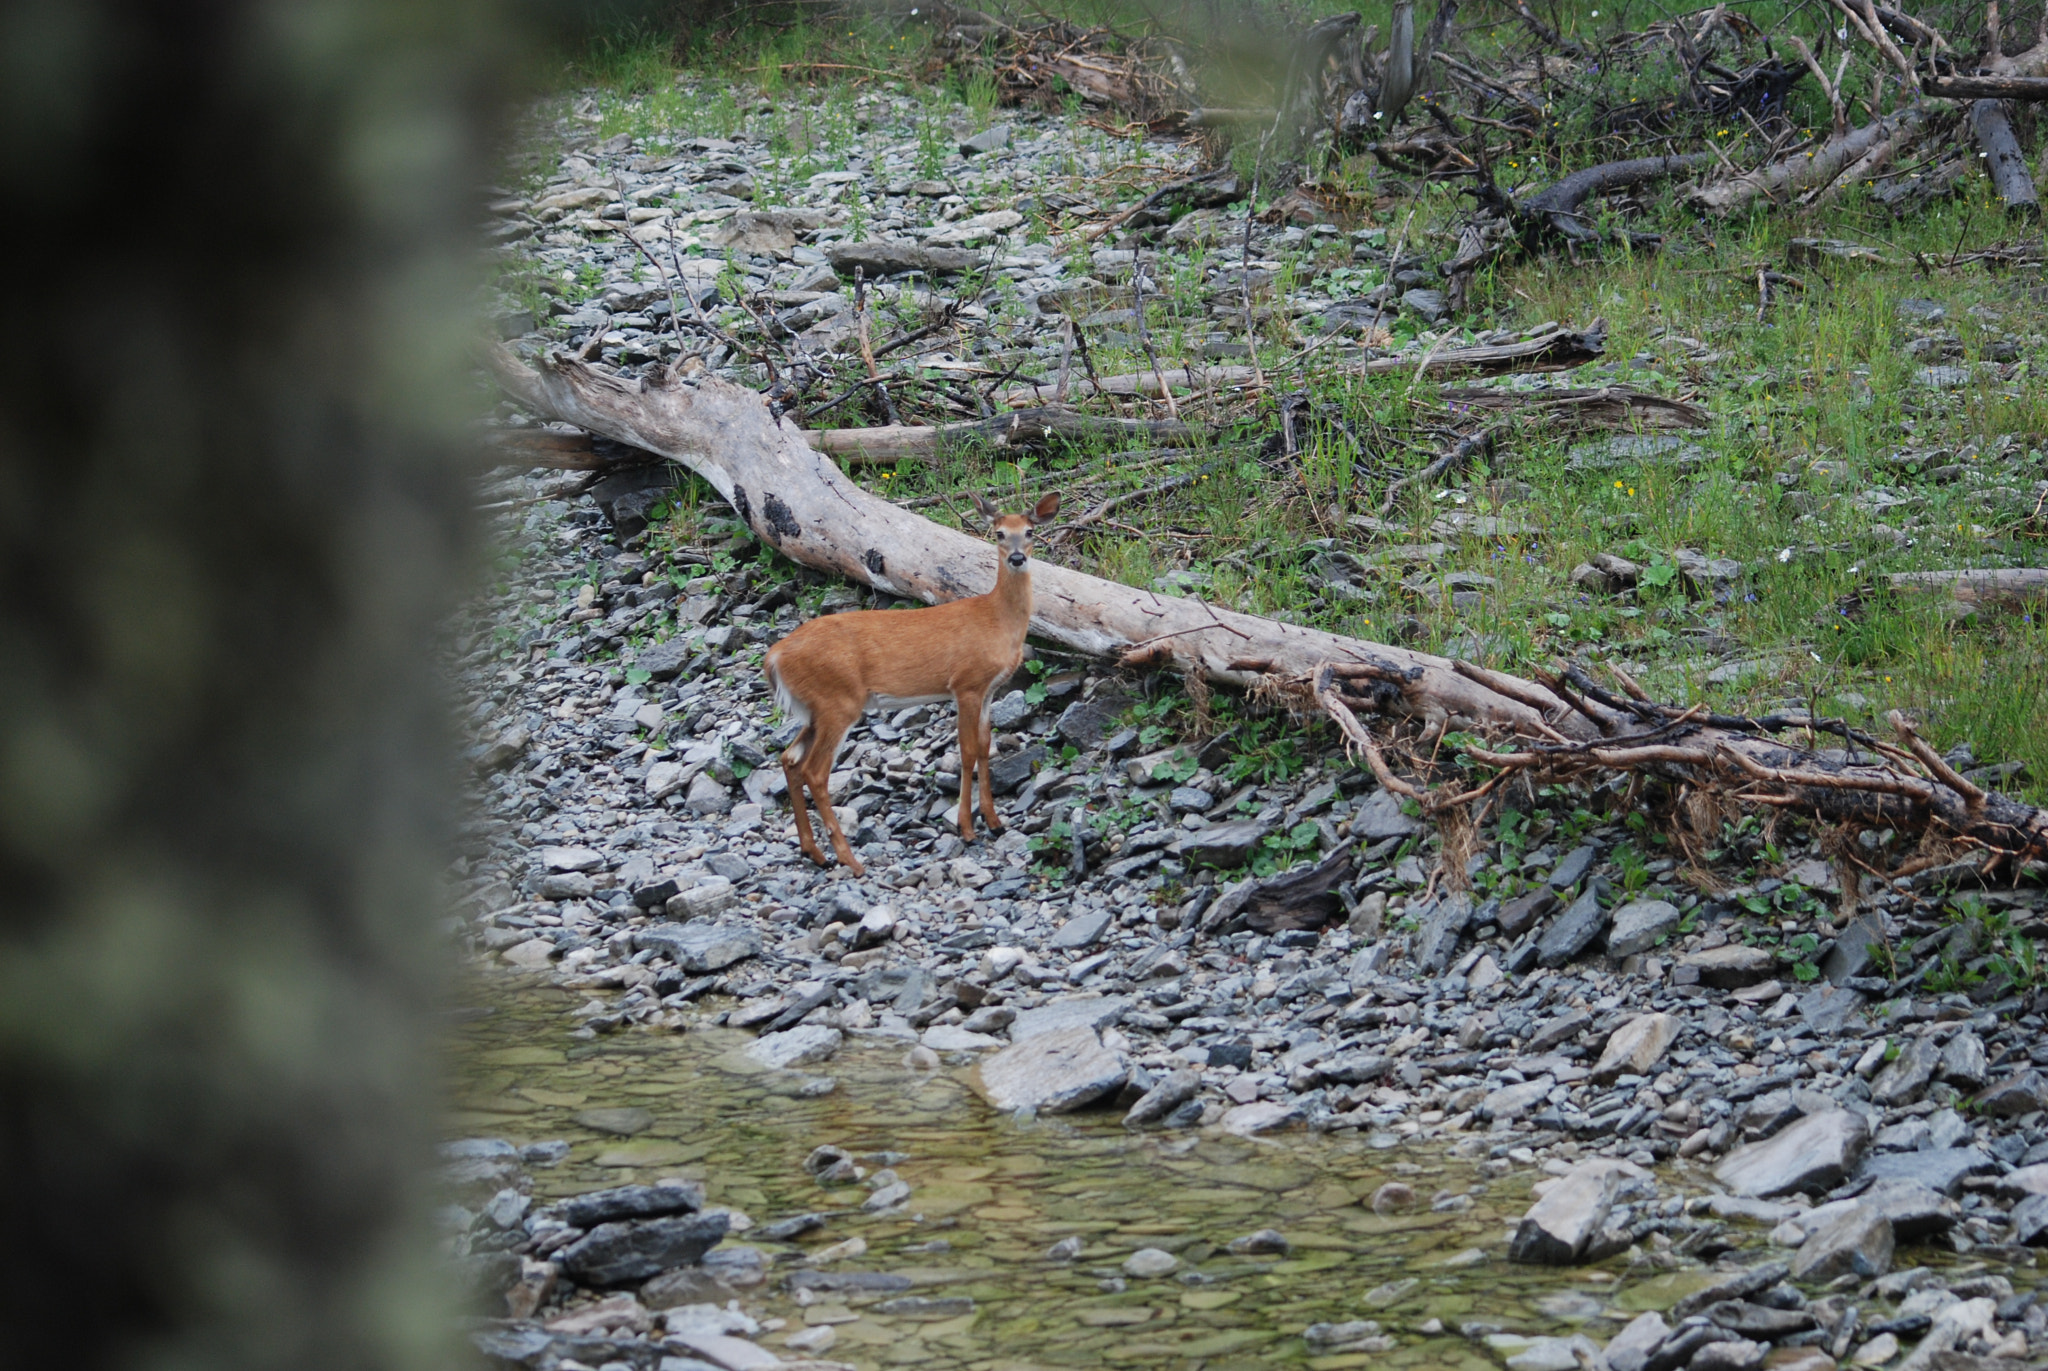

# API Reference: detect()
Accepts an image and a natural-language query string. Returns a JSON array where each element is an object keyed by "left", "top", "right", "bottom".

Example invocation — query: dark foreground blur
[{"left": 0, "top": 2, "right": 518, "bottom": 1366}]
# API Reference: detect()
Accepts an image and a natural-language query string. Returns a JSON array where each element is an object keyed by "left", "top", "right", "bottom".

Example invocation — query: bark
[
  {"left": 1968, "top": 99, "right": 2042, "bottom": 215},
  {"left": 1519, "top": 154, "right": 1716, "bottom": 240},
  {"left": 800, "top": 408, "right": 1193, "bottom": 464},
  {"left": 1693, "top": 112, "right": 1923, "bottom": 215},
  {"left": 1887, "top": 567, "right": 2048, "bottom": 607},
  {"left": 491, "top": 345, "right": 2048, "bottom": 862},
  {"left": 1924, "top": 73, "right": 2048, "bottom": 98},
  {"left": 1435, "top": 385, "right": 1709, "bottom": 431}
]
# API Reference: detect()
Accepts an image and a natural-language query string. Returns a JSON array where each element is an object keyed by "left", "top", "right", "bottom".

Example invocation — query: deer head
[{"left": 970, "top": 492, "right": 1061, "bottom": 570}]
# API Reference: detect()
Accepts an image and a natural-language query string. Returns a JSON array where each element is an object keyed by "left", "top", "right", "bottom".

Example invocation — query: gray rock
[
  {"left": 1525, "top": 1009, "right": 1592, "bottom": 1053},
  {"left": 541, "top": 872, "right": 594, "bottom": 900},
  {"left": 1591, "top": 1012, "right": 1678, "bottom": 1084},
  {"left": 1701, "top": 1303, "right": 1813, "bottom": 1339},
  {"left": 1053, "top": 689, "right": 1131, "bottom": 748},
  {"left": 1008, "top": 994, "right": 1128, "bottom": 1041},
  {"left": 1978, "top": 1068, "right": 2048, "bottom": 1116},
  {"left": 1871, "top": 1036, "right": 1941, "bottom": 1106},
  {"left": 1508, "top": 1158, "right": 1637, "bottom": 1265},
  {"left": 685, "top": 771, "right": 732, "bottom": 815},
  {"left": 1400, "top": 287, "right": 1447, "bottom": 322},
  {"left": 975, "top": 1025, "right": 1128, "bottom": 1114},
  {"left": 1409, "top": 892, "right": 1475, "bottom": 974},
  {"left": 1602, "top": 1312, "right": 1671, "bottom": 1371},
  {"left": 1049, "top": 908, "right": 1113, "bottom": 950},
  {"left": 1861, "top": 1179, "right": 1958, "bottom": 1239},
  {"left": 1897, "top": 298, "right": 1946, "bottom": 323},
  {"left": 744, "top": 1025, "right": 842, "bottom": 1069},
  {"left": 1181, "top": 819, "right": 1270, "bottom": 869},
  {"left": 1547, "top": 844, "right": 1597, "bottom": 889},
  {"left": 1791, "top": 1203, "right": 1893, "bottom": 1281},
  {"left": 636, "top": 639, "right": 690, "bottom": 680},
  {"left": 635, "top": 921, "right": 762, "bottom": 973},
  {"left": 558, "top": 1212, "right": 729, "bottom": 1286},
  {"left": 668, "top": 877, "right": 737, "bottom": 920},
  {"left": 987, "top": 690, "right": 1034, "bottom": 728},
  {"left": 1167, "top": 785, "right": 1212, "bottom": 813},
  {"left": 1714, "top": 1109, "right": 1869, "bottom": 1197},
  {"left": 2012, "top": 1192, "right": 2048, "bottom": 1245},
  {"left": 1822, "top": 909, "right": 1886, "bottom": 984},
  {"left": 1351, "top": 788, "right": 1421, "bottom": 841},
  {"left": 1606, "top": 899, "right": 1680, "bottom": 957},
  {"left": 559, "top": 1181, "right": 704, "bottom": 1228},
  {"left": 1688, "top": 1339, "right": 1765, "bottom": 1371},
  {"left": 826, "top": 241, "right": 986, "bottom": 277},
  {"left": 1227, "top": 1228, "right": 1289, "bottom": 1255},
  {"left": 1123, "top": 1068, "right": 1201, "bottom": 1127},
  {"left": 1670, "top": 1261, "right": 1789, "bottom": 1319},
  {"left": 1855, "top": 1146, "right": 1994, "bottom": 1196},
  {"left": 959, "top": 124, "right": 1012, "bottom": 155},
  {"left": 1536, "top": 884, "right": 1609, "bottom": 967},
  {"left": 1938, "top": 1031, "right": 1989, "bottom": 1089},
  {"left": 1497, "top": 888, "right": 1557, "bottom": 937},
  {"left": 1682, "top": 945, "right": 1776, "bottom": 988},
  {"left": 1122, "top": 1247, "right": 1177, "bottom": 1277},
  {"left": 1795, "top": 983, "right": 1865, "bottom": 1035}
]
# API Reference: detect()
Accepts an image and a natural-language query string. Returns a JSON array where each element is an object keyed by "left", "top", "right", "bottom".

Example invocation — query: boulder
[
  {"left": 1790, "top": 1203, "right": 1894, "bottom": 1281},
  {"left": 1714, "top": 1109, "right": 1869, "bottom": 1197},
  {"left": 558, "top": 1181, "right": 704, "bottom": 1228},
  {"left": 2012, "top": 1192, "right": 2048, "bottom": 1246},
  {"left": 1351, "top": 787, "right": 1421, "bottom": 841},
  {"left": 1681, "top": 944, "right": 1776, "bottom": 988},
  {"left": 974, "top": 1025, "right": 1128, "bottom": 1114},
  {"left": 1855, "top": 1147, "right": 1994, "bottom": 1197},
  {"left": 1822, "top": 909, "right": 1887, "bottom": 983},
  {"left": 1508, "top": 1158, "right": 1638, "bottom": 1264},
  {"left": 634, "top": 921, "right": 761, "bottom": 973},
  {"left": 1606, "top": 899, "right": 1681, "bottom": 957},
  {"left": 558, "top": 1212, "right": 730, "bottom": 1286},
  {"left": 1592, "top": 1013, "right": 1679, "bottom": 1084},
  {"left": 1536, "top": 884, "right": 1610, "bottom": 967},
  {"left": 744, "top": 1025, "right": 842, "bottom": 1069},
  {"left": 1871, "top": 1036, "right": 1942, "bottom": 1106}
]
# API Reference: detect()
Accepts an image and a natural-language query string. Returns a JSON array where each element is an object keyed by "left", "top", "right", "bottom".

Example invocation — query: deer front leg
[
  {"left": 976, "top": 704, "right": 1004, "bottom": 835},
  {"left": 953, "top": 697, "right": 983, "bottom": 841},
  {"left": 783, "top": 754, "right": 825, "bottom": 867},
  {"left": 803, "top": 711, "right": 865, "bottom": 874}
]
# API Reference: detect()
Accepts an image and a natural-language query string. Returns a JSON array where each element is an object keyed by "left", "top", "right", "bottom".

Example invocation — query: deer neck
[{"left": 992, "top": 555, "right": 1033, "bottom": 630}]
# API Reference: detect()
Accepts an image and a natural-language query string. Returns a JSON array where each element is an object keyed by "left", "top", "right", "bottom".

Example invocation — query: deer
[{"left": 762, "top": 492, "right": 1061, "bottom": 876}]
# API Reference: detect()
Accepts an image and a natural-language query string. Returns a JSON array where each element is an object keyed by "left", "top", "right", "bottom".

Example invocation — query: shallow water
[{"left": 450, "top": 975, "right": 1728, "bottom": 1370}]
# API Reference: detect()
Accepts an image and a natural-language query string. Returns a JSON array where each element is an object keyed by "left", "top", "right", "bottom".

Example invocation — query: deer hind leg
[
  {"left": 797, "top": 704, "right": 864, "bottom": 875},
  {"left": 781, "top": 726, "right": 825, "bottom": 868}
]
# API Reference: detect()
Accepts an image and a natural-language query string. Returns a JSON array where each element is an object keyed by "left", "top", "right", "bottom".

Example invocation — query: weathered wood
[
  {"left": 1435, "top": 385, "right": 1708, "bottom": 431},
  {"left": 1518, "top": 154, "right": 1715, "bottom": 240},
  {"left": 1924, "top": 73, "right": 2048, "bottom": 99},
  {"left": 801, "top": 407, "right": 1194, "bottom": 464},
  {"left": 1968, "top": 99, "right": 2041, "bottom": 216},
  {"left": 490, "top": 344, "right": 2048, "bottom": 862},
  {"left": 478, "top": 427, "right": 611, "bottom": 469},
  {"left": 1887, "top": 567, "right": 2048, "bottom": 607},
  {"left": 1693, "top": 112, "right": 1925, "bottom": 215}
]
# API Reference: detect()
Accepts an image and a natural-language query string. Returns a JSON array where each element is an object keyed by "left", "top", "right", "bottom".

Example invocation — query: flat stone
[
  {"left": 1797, "top": 983, "right": 1866, "bottom": 1034},
  {"left": 1791, "top": 1203, "right": 1894, "bottom": 1281},
  {"left": 559, "top": 1181, "right": 704, "bottom": 1228},
  {"left": 826, "top": 241, "right": 986, "bottom": 277},
  {"left": 1351, "top": 787, "right": 1422, "bottom": 841},
  {"left": 1855, "top": 1147, "right": 1994, "bottom": 1197},
  {"left": 1401, "top": 287, "right": 1448, "bottom": 322},
  {"left": 1548, "top": 845, "right": 1597, "bottom": 889},
  {"left": 1508, "top": 1158, "right": 1638, "bottom": 1265},
  {"left": 668, "top": 877, "right": 737, "bottom": 920},
  {"left": 920, "top": 1025, "right": 1002, "bottom": 1052},
  {"left": 987, "top": 689, "right": 1034, "bottom": 729},
  {"left": 1689, "top": 1339, "right": 1765, "bottom": 1371},
  {"left": 1602, "top": 1312, "right": 1671, "bottom": 1371},
  {"left": 1998, "top": 1163, "right": 2048, "bottom": 1197},
  {"left": 1871, "top": 1036, "right": 1941, "bottom": 1106},
  {"left": 635, "top": 921, "right": 761, "bottom": 973},
  {"left": 1670, "top": 1261, "right": 1791, "bottom": 1319},
  {"left": 959, "top": 123, "right": 1012, "bottom": 155},
  {"left": 666, "top": 1327, "right": 784, "bottom": 1371},
  {"left": 1123, "top": 1068, "right": 1201, "bottom": 1127},
  {"left": 1179, "top": 818, "right": 1271, "bottom": 869},
  {"left": 1220, "top": 1099, "right": 1303, "bottom": 1135},
  {"left": 1409, "top": 891, "right": 1476, "bottom": 974},
  {"left": 1053, "top": 688, "right": 1131, "bottom": 748},
  {"left": 635, "top": 639, "right": 690, "bottom": 680},
  {"left": 558, "top": 1212, "right": 729, "bottom": 1286},
  {"left": 743, "top": 1025, "right": 843, "bottom": 1069},
  {"left": 1482, "top": 1077, "right": 1554, "bottom": 1121},
  {"left": 1505, "top": 1335, "right": 1603, "bottom": 1371},
  {"left": 1714, "top": 1109, "right": 1869, "bottom": 1197},
  {"left": 2012, "top": 1193, "right": 2048, "bottom": 1245},
  {"left": 1606, "top": 899, "right": 1681, "bottom": 957},
  {"left": 542, "top": 845, "right": 604, "bottom": 872},
  {"left": 1861, "top": 1179, "right": 1958, "bottom": 1239},
  {"left": 1592, "top": 1012, "right": 1679, "bottom": 1084},
  {"left": 1683, "top": 945, "right": 1777, "bottom": 988},
  {"left": 974, "top": 1025, "right": 1127, "bottom": 1114},
  {"left": 1703, "top": 1302, "right": 1815, "bottom": 1339},
  {"left": 1977, "top": 1068, "right": 2048, "bottom": 1116},
  {"left": 1820, "top": 911, "right": 1887, "bottom": 987},
  {"left": 1525, "top": 1009, "right": 1592, "bottom": 1053},
  {"left": 1497, "top": 889, "right": 1557, "bottom": 938},
  {"left": 501, "top": 937, "right": 556, "bottom": 969},
  {"left": 685, "top": 771, "right": 732, "bottom": 815},
  {"left": 1049, "top": 907, "right": 1114, "bottom": 949},
  {"left": 539, "top": 871, "right": 593, "bottom": 900},
  {"left": 1537, "top": 884, "right": 1609, "bottom": 967},
  {"left": 1008, "top": 994, "right": 1128, "bottom": 1041},
  {"left": 573, "top": 1107, "right": 654, "bottom": 1137}
]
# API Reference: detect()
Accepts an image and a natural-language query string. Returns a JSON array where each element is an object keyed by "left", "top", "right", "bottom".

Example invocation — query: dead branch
[{"left": 800, "top": 407, "right": 1194, "bottom": 464}]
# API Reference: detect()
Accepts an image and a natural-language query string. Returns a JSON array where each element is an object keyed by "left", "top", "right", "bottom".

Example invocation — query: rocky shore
[{"left": 448, "top": 85, "right": 2048, "bottom": 1371}]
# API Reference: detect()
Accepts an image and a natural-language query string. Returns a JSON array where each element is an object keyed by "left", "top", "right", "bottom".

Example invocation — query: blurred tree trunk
[{"left": 0, "top": 1, "right": 505, "bottom": 1367}]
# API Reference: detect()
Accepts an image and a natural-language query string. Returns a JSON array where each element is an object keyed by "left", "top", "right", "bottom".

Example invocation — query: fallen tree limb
[
  {"left": 1924, "top": 73, "right": 2048, "bottom": 99},
  {"left": 1968, "top": 99, "right": 2041, "bottom": 216},
  {"left": 488, "top": 344, "right": 2048, "bottom": 863},
  {"left": 1516, "top": 154, "right": 1715, "bottom": 241},
  {"left": 1436, "top": 385, "right": 1708, "bottom": 431},
  {"left": 799, "top": 407, "right": 1194, "bottom": 464},
  {"left": 1693, "top": 111, "right": 1924, "bottom": 215},
  {"left": 1887, "top": 567, "right": 2048, "bottom": 608},
  {"left": 476, "top": 427, "right": 613, "bottom": 469}
]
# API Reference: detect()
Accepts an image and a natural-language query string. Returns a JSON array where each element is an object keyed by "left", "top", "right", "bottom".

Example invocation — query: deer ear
[
  {"left": 1029, "top": 492, "right": 1061, "bottom": 525},
  {"left": 969, "top": 493, "right": 998, "bottom": 520}
]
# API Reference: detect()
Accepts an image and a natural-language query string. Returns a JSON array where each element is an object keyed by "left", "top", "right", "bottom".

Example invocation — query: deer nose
[{"left": 1008, "top": 551, "right": 1027, "bottom": 567}]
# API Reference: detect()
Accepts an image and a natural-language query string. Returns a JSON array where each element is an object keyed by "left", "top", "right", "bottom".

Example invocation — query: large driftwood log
[
  {"left": 489, "top": 345, "right": 2048, "bottom": 863},
  {"left": 1693, "top": 112, "right": 1925, "bottom": 215},
  {"left": 1968, "top": 98, "right": 2042, "bottom": 215}
]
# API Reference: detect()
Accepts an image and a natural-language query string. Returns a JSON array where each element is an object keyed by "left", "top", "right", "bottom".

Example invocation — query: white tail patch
[{"left": 768, "top": 661, "right": 813, "bottom": 761}]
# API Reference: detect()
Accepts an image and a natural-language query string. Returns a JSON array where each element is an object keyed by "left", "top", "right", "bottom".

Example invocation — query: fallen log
[
  {"left": 476, "top": 426, "right": 613, "bottom": 470},
  {"left": 1887, "top": 567, "right": 2048, "bottom": 609},
  {"left": 998, "top": 321, "right": 1609, "bottom": 406},
  {"left": 489, "top": 343, "right": 2048, "bottom": 864},
  {"left": 1516, "top": 154, "right": 1714, "bottom": 241},
  {"left": 801, "top": 407, "right": 1194, "bottom": 464},
  {"left": 1968, "top": 99, "right": 2041, "bottom": 216},
  {"left": 1436, "top": 385, "right": 1708, "bottom": 431},
  {"left": 1693, "top": 111, "right": 1925, "bottom": 215},
  {"left": 1923, "top": 73, "right": 2048, "bottom": 99}
]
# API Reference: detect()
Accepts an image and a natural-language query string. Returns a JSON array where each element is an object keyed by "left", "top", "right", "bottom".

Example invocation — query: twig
[{"left": 1130, "top": 252, "right": 1180, "bottom": 423}]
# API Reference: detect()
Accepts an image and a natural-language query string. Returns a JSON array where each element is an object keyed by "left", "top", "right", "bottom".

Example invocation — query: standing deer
[{"left": 763, "top": 492, "right": 1061, "bottom": 875}]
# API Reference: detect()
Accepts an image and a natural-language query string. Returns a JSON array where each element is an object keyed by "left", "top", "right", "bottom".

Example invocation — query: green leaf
[
  {"left": 732, "top": 761, "right": 753, "bottom": 780},
  {"left": 1544, "top": 611, "right": 1571, "bottom": 629},
  {"left": 1287, "top": 820, "right": 1320, "bottom": 849},
  {"left": 625, "top": 667, "right": 652, "bottom": 686},
  {"left": 1639, "top": 559, "right": 1678, "bottom": 589},
  {"left": 1024, "top": 681, "right": 1047, "bottom": 705},
  {"left": 1793, "top": 962, "right": 1820, "bottom": 982}
]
